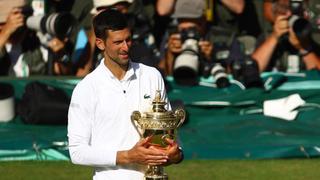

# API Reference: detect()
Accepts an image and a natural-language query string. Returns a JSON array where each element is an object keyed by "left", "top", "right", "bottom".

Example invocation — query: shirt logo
[{"left": 144, "top": 94, "right": 151, "bottom": 99}]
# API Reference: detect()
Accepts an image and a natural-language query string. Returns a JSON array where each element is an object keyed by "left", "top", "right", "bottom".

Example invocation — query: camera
[
  {"left": 213, "top": 41, "right": 230, "bottom": 67},
  {"left": 202, "top": 62, "right": 230, "bottom": 88},
  {"left": 226, "top": 37, "right": 262, "bottom": 88},
  {"left": 171, "top": 27, "right": 231, "bottom": 88},
  {"left": 173, "top": 27, "right": 201, "bottom": 86},
  {"left": 201, "top": 41, "right": 231, "bottom": 88},
  {"left": 22, "top": 6, "right": 76, "bottom": 40},
  {"left": 288, "top": 0, "right": 313, "bottom": 47},
  {"left": 26, "top": 13, "right": 75, "bottom": 40},
  {"left": 231, "top": 56, "right": 263, "bottom": 88},
  {"left": 290, "top": 0, "right": 304, "bottom": 16}
]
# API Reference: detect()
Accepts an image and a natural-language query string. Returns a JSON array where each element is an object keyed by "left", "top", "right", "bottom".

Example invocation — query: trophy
[{"left": 131, "top": 90, "right": 186, "bottom": 180}]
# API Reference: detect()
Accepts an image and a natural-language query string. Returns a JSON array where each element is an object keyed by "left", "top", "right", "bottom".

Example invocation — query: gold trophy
[{"left": 131, "top": 90, "right": 186, "bottom": 180}]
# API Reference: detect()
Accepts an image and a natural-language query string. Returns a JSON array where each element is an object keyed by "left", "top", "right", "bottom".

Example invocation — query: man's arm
[
  {"left": 251, "top": 34, "right": 279, "bottom": 72},
  {"left": 251, "top": 13, "right": 290, "bottom": 72},
  {"left": 68, "top": 82, "right": 119, "bottom": 166},
  {"left": 116, "top": 137, "right": 169, "bottom": 166},
  {"left": 69, "top": 115, "right": 169, "bottom": 167},
  {"left": 156, "top": 0, "right": 176, "bottom": 16},
  {"left": 158, "top": 33, "right": 182, "bottom": 76},
  {"left": 76, "top": 28, "right": 95, "bottom": 77},
  {"left": 220, "top": 0, "right": 245, "bottom": 14}
]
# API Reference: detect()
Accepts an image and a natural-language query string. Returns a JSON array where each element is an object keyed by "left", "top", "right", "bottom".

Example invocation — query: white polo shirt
[{"left": 68, "top": 60, "right": 170, "bottom": 180}]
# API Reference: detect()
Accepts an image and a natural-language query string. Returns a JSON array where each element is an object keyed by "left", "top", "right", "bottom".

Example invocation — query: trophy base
[
  {"left": 145, "top": 174, "right": 168, "bottom": 180},
  {"left": 145, "top": 165, "right": 168, "bottom": 180}
]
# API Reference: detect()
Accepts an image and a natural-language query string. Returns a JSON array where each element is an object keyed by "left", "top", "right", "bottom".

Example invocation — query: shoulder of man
[
  {"left": 132, "top": 62, "right": 162, "bottom": 78},
  {"left": 73, "top": 62, "right": 103, "bottom": 91}
]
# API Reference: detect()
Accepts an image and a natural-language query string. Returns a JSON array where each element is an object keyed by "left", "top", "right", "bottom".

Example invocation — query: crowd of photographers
[
  {"left": 0, "top": 0, "right": 93, "bottom": 76},
  {"left": 0, "top": 0, "right": 320, "bottom": 88}
]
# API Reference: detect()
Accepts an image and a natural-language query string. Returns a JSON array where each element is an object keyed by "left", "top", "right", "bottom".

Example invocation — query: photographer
[
  {"left": 158, "top": 0, "right": 213, "bottom": 77},
  {"left": 0, "top": 1, "right": 43, "bottom": 76},
  {"left": 27, "top": 0, "right": 93, "bottom": 76},
  {"left": 252, "top": 0, "right": 320, "bottom": 72},
  {"left": 0, "top": 0, "right": 74, "bottom": 76}
]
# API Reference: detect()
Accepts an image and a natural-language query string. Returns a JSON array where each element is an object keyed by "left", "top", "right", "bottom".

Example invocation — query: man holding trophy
[{"left": 68, "top": 9, "right": 184, "bottom": 180}]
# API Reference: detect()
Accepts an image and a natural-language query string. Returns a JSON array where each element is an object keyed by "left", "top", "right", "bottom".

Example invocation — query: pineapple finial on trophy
[{"left": 152, "top": 90, "right": 167, "bottom": 113}]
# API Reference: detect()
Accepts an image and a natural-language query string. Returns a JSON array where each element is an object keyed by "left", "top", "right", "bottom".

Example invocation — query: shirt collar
[{"left": 100, "top": 59, "right": 136, "bottom": 81}]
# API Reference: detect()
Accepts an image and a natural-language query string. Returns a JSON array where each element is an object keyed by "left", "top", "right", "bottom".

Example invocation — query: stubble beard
[{"left": 105, "top": 51, "right": 129, "bottom": 70}]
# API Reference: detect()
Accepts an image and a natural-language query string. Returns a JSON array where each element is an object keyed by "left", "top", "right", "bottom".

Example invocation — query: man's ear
[{"left": 96, "top": 38, "right": 105, "bottom": 51}]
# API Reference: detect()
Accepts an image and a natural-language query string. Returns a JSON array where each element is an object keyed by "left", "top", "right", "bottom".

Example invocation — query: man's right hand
[
  {"left": 168, "top": 33, "right": 182, "bottom": 54},
  {"left": 271, "top": 12, "right": 291, "bottom": 39},
  {"left": 0, "top": 8, "right": 25, "bottom": 49},
  {"left": 1, "top": 8, "right": 25, "bottom": 37},
  {"left": 116, "top": 137, "right": 169, "bottom": 166}
]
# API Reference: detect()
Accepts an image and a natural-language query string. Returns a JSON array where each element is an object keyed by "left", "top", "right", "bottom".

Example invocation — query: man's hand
[
  {"left": 272, "top": 12, "right": 291, "bottom": 39},
  {"left": 1, "top": 8, "right": 25, "bottom": 36},
  {"left": 149, "top": 138, "right": 183, "bottom": 165},
  {"left": 48, "top": 37, "right": 67, "bottom": 53},
  {"left": 0, "top": 8, "right": 25, "bottom": 48},
  {"left": 168, "top": 33, "right": 213, "bottom": 61},
  {"left": 199, "top": 40, "right": 213, "bottom": 61},
  {"left": 162, "top": 138, "right": 183, "bottom": 165},
  {"left": 117, "top": 137, "right": 169, "bottom": 166},
  {"left": 168, "top": 33, "right": 182, "bottom": 54}
]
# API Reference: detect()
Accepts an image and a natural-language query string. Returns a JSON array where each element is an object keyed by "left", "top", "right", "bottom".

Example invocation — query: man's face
[
  {"left": 103, "top": 28, "right": 132, "bottom": 66},
  {"left": 96, "top": 2, "right": 130, "bottom": 14},
  {"left": 273, "top": 0, "right": 307, "bottom": 17},
  {"left": 273, "top": 0, "right": 290, "bottom": 17},
  {"left": 178, "top": 19, "right": 204, "bottom": 35}
]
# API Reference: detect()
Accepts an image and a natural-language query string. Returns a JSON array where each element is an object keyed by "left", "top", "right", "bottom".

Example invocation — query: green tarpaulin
[{"left": 0, "top": 71, "right": 320, "bottom": 161}]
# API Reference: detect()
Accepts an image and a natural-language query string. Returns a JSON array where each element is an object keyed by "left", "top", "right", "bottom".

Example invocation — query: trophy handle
[
  {"left": 131, "top": 111, "right": 144, "bottom": 137},
  {"left": 175, "top": 108, "right": 186, "bottom": 128}
]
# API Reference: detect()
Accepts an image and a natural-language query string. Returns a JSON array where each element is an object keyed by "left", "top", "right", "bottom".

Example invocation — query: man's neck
[{"left": 104, "top": 58, "right": 128, "bottom": 80}]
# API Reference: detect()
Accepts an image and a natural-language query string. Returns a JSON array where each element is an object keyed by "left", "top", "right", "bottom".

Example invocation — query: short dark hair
[{"left": 92, "top": 9, "right": 129, "bottom": 39}]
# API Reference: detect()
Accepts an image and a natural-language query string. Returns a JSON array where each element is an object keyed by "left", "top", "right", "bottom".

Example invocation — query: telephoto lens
[
  {"left": 173, "top": 48, "right": 200, "bottom": 86},
  {"left": 289, "top": 15, "right": 313, "bottom": 47},
  {"left": 26, "top": 12, "right": 76, "bottom": 40},
  {"left": 288, "top": 0, "right": 313, "bottom": 47},
  {"left": 290, "top": 0, "right": 304, "bottom": 16},
  {"left": 173, "top": 27, "right": 201, "bottom": 86}
]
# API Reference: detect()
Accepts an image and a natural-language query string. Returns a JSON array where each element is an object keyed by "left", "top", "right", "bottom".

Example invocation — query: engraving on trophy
[{"left": 131, "top": 90, "right": 186, "bottom": 180}]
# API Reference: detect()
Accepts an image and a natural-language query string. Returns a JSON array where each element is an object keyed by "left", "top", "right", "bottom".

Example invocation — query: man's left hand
[{"left": 149, "top": 138, "right": 183, "bottom": 165}]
